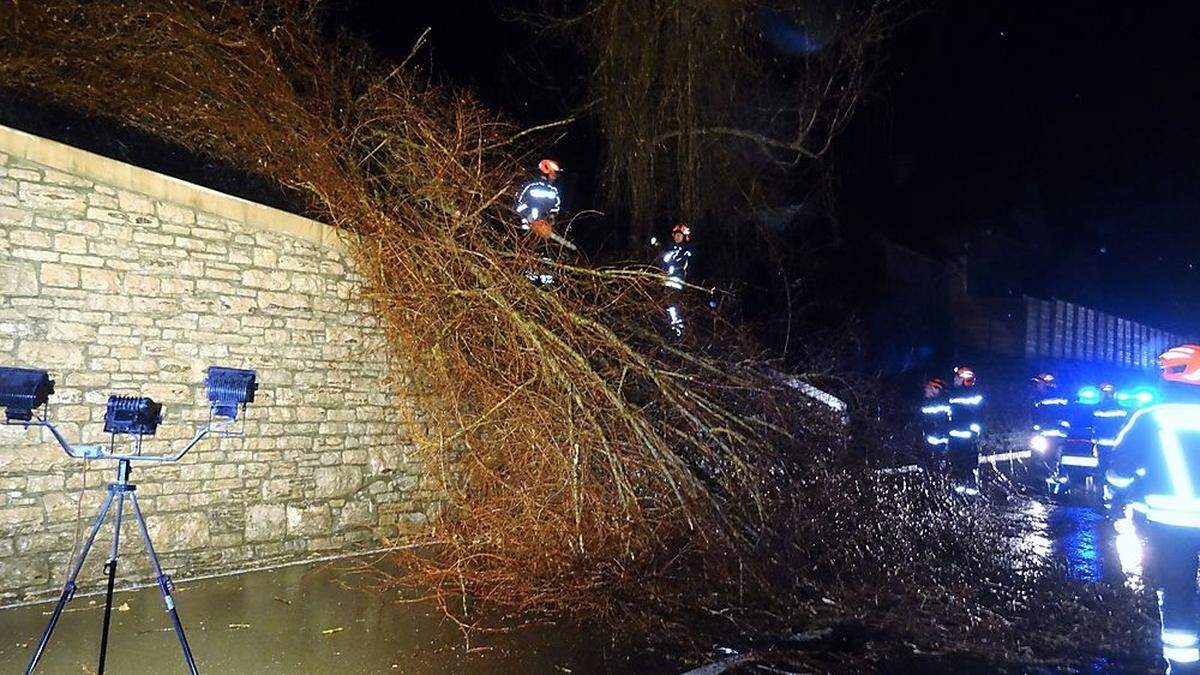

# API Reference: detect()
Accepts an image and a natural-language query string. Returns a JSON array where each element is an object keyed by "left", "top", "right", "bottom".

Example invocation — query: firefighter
[
  {"left": 1092, "top": 383, "right": 1129, "bottom": 472},
  {"left": 919, "top": 376, "right": 951, "bottom": 452},
  {"left": 946, "top": 365, "right": 984, "bottom": 494},
  {"left": 1029, "top": 373, "right": 1069, "bottom": 469},
  {"left": 515, "top": 159, "right": 563, "bottom": 287},
  {"left": 1049, "top": 384, "right": 1105, "bottom": 496},
  {"left": 1107, "top": 345, "right": 1200, "bottom": 674},
  {"left": 515, "top": 158, "right": 562, "bottom": 232},
  {"left": 656, "top": 222, "right": 693, "bottom": 340}
]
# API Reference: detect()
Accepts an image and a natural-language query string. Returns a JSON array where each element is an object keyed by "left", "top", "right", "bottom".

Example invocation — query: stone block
[
  {"left": 261, "top": 479, "right": 292, "bottom": 500},
  {"left": 0, "top": 206, "right": 34, "bottom": 227},
  {"left": 313, "top": 465, "right": 364, "bottom": 499},
  {"left": 60, "top": 253, "right": 104, "bottom": 267},
  {"left": 17, "top": 342, "right": 84, "bottom": 370},
  {"left": 337, "top": 501, "right": 374, "bottom": 529},
  {"left": 0, "top": 505, "right": 43, "bottom": 527},
  {"left": 46, "top": 322, "right": 96, "bottom": 342},
  {"left": 156, "top": 202, "right": 195, "bottom": 224},
  {"left": 41, "top": 168, "right": 93, "bottom": 188},
  {"left": 10, "top": 229, "right": 52, "bottom": 248},
  {"left": 368, "top": 446, "right": 406, "bottom": 474},
  {"left": 25, "top": 474, "right": 63, "bottom": 493},
  {"left": 10, "top": 248, "right": 58, "bottom": 263},
  {"left": 53, "top": 233, "right": 88, "bottom": 254},
  {"left": 133, "top": 231, "right": 173, "bottom": 247},
  {"left": 40, "top": 263, "right": 79, "bottom": 288},
  {"left": 80, "top": 268, "right": 121, "bottom": 293},
  {"left": 123, "top": 274, "right": 161, "bottom": 296},
  {"left": 8, "top": 168, "right": 40, "bottom": 181},
  {"left": 85, "top": 207, "right": 129, "bottom": 225},
  {"left": 0, "top": 557, "right": 49, "bottom": 588},
  {"left": 286, "top": 504, "right": 331, "bottom": 537},
  {"left": 19, "top": 183, "right": 86, "bottom": 214},
  {"left": 0, "top": 261, "right": 37, "bottom": 295},
  {"left": 146, "top": 513, "right": 212, "bottom": 550},
  {"left": 257, "top": 291, "right": 309, "bottom": 310},
  {"left": 245, "top": 504, "right": 286, "bottom": 542},
  {"left": 117, "top": 189, "right": 155, "bottom": 214},
  {"left": 241, "top": 269, "right": 289, "bottom": 289}
]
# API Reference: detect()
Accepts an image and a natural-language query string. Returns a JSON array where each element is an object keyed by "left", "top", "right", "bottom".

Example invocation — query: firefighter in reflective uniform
[
  {"left": 1030, "top": 372, "right": 1070, "bottom": 471},
  {"left": 515, "top": 159, "right": 563, "bottom": 287},
  {"left": 515, "top": 158, "right": 562, "bottom": 232},
  {"left": 656, "top": 223, "right": 693, "bottom": 340},
  {"left": 920, "top": 377, "right": 951, "bottom": 452},
  {"left": 1091, "top": 383, "right": 1129, "bottom": 477},
  {"left": 1108, "top": 345, "right": 1200, "bottom": 674},
  {"left": 946, "top": 365, "right": 984, "bottom": 494},
  {"left": 1049, "top": 384, "right": 1105, "bottom": 495}
]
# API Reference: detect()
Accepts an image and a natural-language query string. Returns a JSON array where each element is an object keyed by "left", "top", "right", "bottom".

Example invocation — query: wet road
[
  {"left": 0, "top": 555, "right": 662, "bottom": 675},
  {"left": 1016, "top": 496, "right": 1144, "bottom": 587},
  {"left": 0, "top": 475, "right": 1153, "bottom": 675}
]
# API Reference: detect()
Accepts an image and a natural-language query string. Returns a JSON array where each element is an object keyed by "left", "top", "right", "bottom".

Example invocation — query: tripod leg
[
  {"left": 25, "top": 489, "right": 117, "bottom": 675},
  {"left": 97, "top": 489, "right": 126, "bottom": 675},
  {"left": 130, "top": 491, "right": 198, "bottom": 675}
]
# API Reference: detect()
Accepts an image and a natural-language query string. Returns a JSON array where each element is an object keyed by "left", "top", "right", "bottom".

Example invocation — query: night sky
[
  {"left": 843, "top": 1, "right": 1200, "bottom": 333},
  {"left": 334, "top": 1, "right": 1200, "bottom": 333},
  {"left": 0, "top": 1, "right": 1170, "bottom": 337}
]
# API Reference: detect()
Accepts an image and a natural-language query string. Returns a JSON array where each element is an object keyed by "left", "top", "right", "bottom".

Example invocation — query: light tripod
[
  {"left": 0, "top": 365, "right": 257, "bottom": 675},
  {"left": 27, "top": 457, "right": 198, "bottom": 675}
]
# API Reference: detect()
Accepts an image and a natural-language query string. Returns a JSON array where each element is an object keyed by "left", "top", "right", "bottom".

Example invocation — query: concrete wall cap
[{"left": 0, "top": 123, "right": 343, "bottom": 251}]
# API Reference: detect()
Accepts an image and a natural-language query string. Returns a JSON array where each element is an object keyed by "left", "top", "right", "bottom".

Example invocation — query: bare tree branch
[{"left": 653, "top": 126, "right": 820, "bottom": 161}]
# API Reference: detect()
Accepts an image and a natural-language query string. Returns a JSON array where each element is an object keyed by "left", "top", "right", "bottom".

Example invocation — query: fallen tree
[{"left": 0, "top": 1, "right": 1159, "bottom": 668}]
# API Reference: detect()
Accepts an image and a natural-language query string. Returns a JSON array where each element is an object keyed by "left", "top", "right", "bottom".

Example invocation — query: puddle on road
[
  {"left": 0, "top": 555, "right": 668, "bottom": 675},
  {"left": 1013, "top": 496, "right": 1145, "bottom": 589}
]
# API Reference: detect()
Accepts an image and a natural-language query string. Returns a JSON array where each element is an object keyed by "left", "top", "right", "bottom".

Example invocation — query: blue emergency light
[
  {"left": 1116, "top": 387, "right": 1158, "bottom": 409},
  {"left": 1077, "top": 386, "right": 1101, "bottom": 405}
]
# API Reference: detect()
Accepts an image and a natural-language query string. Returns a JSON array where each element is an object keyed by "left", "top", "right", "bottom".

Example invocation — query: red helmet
[
  {"left": 672, "top": 222, "right": 692, "bottom": 242},
  {"left": 538, "top": 159, "right": 561, "bottom": 177},
  {"left": 1160, "top": 345, "right": 1200, "bottom": 384},
  {"left": 954, "top": 365, "right": 976, "bottom": 386}
]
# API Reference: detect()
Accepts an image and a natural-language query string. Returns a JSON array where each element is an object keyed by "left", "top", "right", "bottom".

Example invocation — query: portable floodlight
[
  {"left": 14, "top": 362, "right": 259, "bottom": 675},
  {"left": 0, "top": 367, "right": 55, "bottom": 423},
  {"left": 103, "top": 396, "right": 163, "bottom": 436},
  {"left": 204, "top": 366, "right": 257, "bottom": 420}
]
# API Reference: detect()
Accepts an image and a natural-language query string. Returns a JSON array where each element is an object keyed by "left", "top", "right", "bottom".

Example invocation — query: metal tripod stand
[{"left": 26, "top": 458, "right": 198, "bottom": 674}]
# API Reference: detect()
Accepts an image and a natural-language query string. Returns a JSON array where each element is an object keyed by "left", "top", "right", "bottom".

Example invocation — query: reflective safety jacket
[
  {"left": 1091, "top": 401, "right": 1130, "bottom": 449},
  {"left": 1057, "top": 399, "right": 1100, "bottom": 460},
  {"left": 1108, "top": 402, "right": 1200, "bottom": 528},
  {"left": 946, "top": 387, "right": 985, "bottom": 442},
  {"left": 514, "top": 179, "right": 561, "bottom": 227},
  {"left": 920, "top": 392, "right": 953, "bottom": 448},
  {"left": 658, "top": 241, "right": 693, "bottom": 290},
  {"left": 1032, "top": 394, "right": 1070, "bottom": 438}
]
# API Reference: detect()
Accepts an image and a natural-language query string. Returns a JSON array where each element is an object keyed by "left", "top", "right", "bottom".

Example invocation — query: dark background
[
  {"left": 332, "top": 0, "right": 1200, "bottom": 335},
  {"left": 5, "top": 1, "right": 1197, "bottom": 339}
]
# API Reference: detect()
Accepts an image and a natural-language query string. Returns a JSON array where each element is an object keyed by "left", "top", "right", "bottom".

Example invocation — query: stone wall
[{"left": 0, "top": 124, "right": 435, "bottom": 601}]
